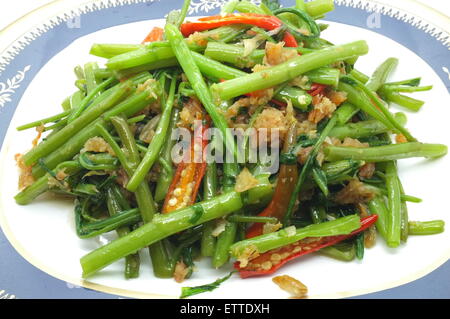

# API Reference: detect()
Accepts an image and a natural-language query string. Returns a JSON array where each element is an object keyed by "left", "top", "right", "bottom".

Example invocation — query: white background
[{"left": 0, "top": 0, "right": 449, "bottom": 31}]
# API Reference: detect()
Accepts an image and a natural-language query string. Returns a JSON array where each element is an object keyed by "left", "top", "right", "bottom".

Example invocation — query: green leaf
[
  {"left": 279, "top": 152, "right": 297, "bottom": 165},
  {"left": 340, "top": 75, "right": 357, "bottom": 86},
  {"left": 188, "top": 204, "right": 204, "bottom": 224},
  {"left": 355, "top": 232, "right": 365, "bottom": 260},
  {"left": 180, "top": 271, "right": 235, "bottom": 299},
  {"left": 166, "top": 10, "right": 181, "bottom": 26},
  {"left": 262, "top": 0, "right": 281, "bottom": 12},
  {"left": 73, "top": 183, "right": 99, "bottom": 196},
  {"left": 312, "top": 166, "right": 328, "bottom": 197}
]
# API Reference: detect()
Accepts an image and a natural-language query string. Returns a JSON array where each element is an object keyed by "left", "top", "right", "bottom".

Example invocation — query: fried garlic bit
[
  {"left": 82, "top": 136, "right": 115, "bottom": 156},
  {"left": 174, "top": 261, "right": 190, "bottom": 283},
  {"left": 272, "top": 275, "right": 308, "bottom": 299},
  {"left": 234, "top": 167, "right": 259, "bottom": 193},
  {"left": 15, "top": 153, "right": 34, "bottom": 190},
  {"left": 236, "top": 244, "right": 260, "bottom": 268},
  {"left": 334, "top": 179, "right": 375, "bottom": 205}
]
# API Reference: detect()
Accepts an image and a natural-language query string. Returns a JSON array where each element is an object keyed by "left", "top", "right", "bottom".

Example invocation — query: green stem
[
  {"left": 408, "top": 220, "right": 445, "bottom": 235},
  {"left": 227, "top": 215, "right": 278, "bottom": 224},
  {"left": 76, "top": 208, "right": 141, "bottom": 239},
  {"left": 84, "top": 62, "right": 99, "bottom": 95},
  {"left": 378, "top": 87, "right": 425, "bottom": 112},
  {"left": 106, "top": 187, "right": 140, "bottom": 279},
  {"left": 230, "top": 215, "right": 361, "bottom": 258},
  {"left": 212, "top": 219, "right": 238, "bottom": 268},
  {"left": 212, "top": 159, "right": 240, "bottom": 268},
  {"left": 365, "top": 57, "right": 398, "bottom": 91},
  {"left": 165, "top": 23, "right": 237, "bottom": 161},
  {"left": 17, "top": 110, "right": 71, "bottom": 131},
  {"left": 284, "top": 115, "right": 338, "bottom": 225},
  {"left": 343, "top": 76, "right": 416, "bottom": 141},
  {"left": 236, "top": 0, "right": 266, "bottom": 14},
  {"left": 201, "top": 162, "right": 218, "bottom": 257},
  {"left": 14, "top": 161, "right": 82, "bottom": 205},
  {"left": 90, "top": 43, "right": 143, "bottom": 59},
  {"left": 355, "top": 233, "right": 364, "bottom": 260},
  {"left": 149, "top": 239, "right": 177, "bottom": 278},
  {"left": 349, "top": 69, "right": 369, "bottom": 83},
  {"left": 368, "top": 196, "right": 388, "bottom": 241},
  {"left": 174, "top": 0, "right": 191, "bottom": 27},
  {"left": 304, "top": 0, "right": 335, "bottom": 18},
  {"left": 385, "top": 161, "right": 401, "bottom": 248},
  {"left": 67, "top": 77, "right": 117, "bottom": 123},
  {"left": 318, "top": 244, "right": 355, "bottom": 261},
  {"left": 338, "top": 81, "right": 395, "bottom": 130},
  {"left": 334, "top": 102, "right": 359, "bottom": 125},
  {"left": 328, "top": 112, "right": 407, "bottom": 140},
  {"left": 126, "top": 75, "right": 176, "bottom": 192},
  {"left": 31, "top": 81, "right": 159, "bottom": 178},
  {"left": 108, "top": 117, "right": 157, "bottom": 222},
  {"left": 22, "top": 81, "right": 133, "bottom": 166},
  {"left": 324, "top": 142, "right": 448, "bottom": 162},
  {"left": 397, "top": 180, "right": 409, "bottom": 243},
  {"left": 80, "top": 191, "right": 243, "bottom": 278},
  {"left": 211, "top": 40, "right": 368, "bottom": 100},
  {"left": 154, "top": 108, "right": 179, "bottom": 202},
  {"left": 221, "top": 0, "right": 239, "bottom": 14},
  {"left": 105, "top": 26, "right": 244, "bottom": 70}
]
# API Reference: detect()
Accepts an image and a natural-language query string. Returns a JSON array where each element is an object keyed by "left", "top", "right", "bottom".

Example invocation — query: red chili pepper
[
  {"left": 162, "top": 107, "right": 209, "bottom": 214},
  {"left": 235, "top": 215, "right": 378, "bottom": 278},
  {"left": 308, "top": 83, "right": 327, "bottom": 96},
  {"left": 245, "top": 164, "right": 298, "bottom": 239},
  {"left": 181, "top": 13, "right": 283, "bottom": 37},
  {"left": 269, "top": 99, "right": 287, "bottom": 107},
  {"left": 142, "top": 26, "right": 164, "bottom": 44},
  {"left": 282, "top": 31, "right": 298, "bottom": 48},
  {"left": 245, "top": 124, "right": 298, "bottom": 239}
]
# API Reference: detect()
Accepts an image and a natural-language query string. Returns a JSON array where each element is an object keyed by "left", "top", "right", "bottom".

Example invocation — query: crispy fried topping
[
  {"left": 237, "top": 244, "right": 260, "bottom": 268},
  {"left": 178, "top": 98, "right": 203, "bottom": 129},
  {"left": 174, "top": 261, "right": 190, "bottom": 283},
  {"left": 15, "top": 153, "right": 34, "bottom": 190},
  {"left": 82, "top": 137, "right": 115, "bottom": 156},
  {"left": 253, "top": 107, "right": 288, "bottom": 145},
  {"left": 263, "top": 222, "right": 283, "bottom": 235},
  {"left": 308, "top": 95, "right": 337, "bottom": 124},
  {"left": 272, "top": 275, "right": 308, "bottom": 298},
  {"left": 264, "top": 42, "right": 298, "bottom": 66},
  {"left": 334, "top": 179, "right": 375, "bottom": 204},
  {"left": 235, "top": 168, "right": 259, "bottom": 193},
  {"left": 326, "top": 90, "right": 347, "bottom": 106},
  {"left": 359, "top": 162, "right": 376, "bottom": 179}
]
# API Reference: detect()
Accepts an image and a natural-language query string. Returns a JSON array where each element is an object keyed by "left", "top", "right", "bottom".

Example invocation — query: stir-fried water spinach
[{"left": 14, "top": 0, "right": 446, "bottom": 298}]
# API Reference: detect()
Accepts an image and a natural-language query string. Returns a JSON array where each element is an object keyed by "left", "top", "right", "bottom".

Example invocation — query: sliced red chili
[
  {"left": 245, "top": 162, "right": 298, "bottom": 239},
  {"left": 308, "top": 83, "right": 327, "bottom": 96},
  {"left": 245, "top": 124, "right": 298, "bottom": 239},
  {"left": 142, "top": 26, "right": 164, "bottom": 44},
  {"left": 181, "top": 13, "right": 283, "bottom": 37},
  {"left": 269, "top": 99, "right": 288, "bottom": 107},
  {"left": 282, "top": 31, "right": 298, "bottom": 48},
  {"left": 162, "top": 113, "right": 209, "bottom": 214},
  {"left": 235, "top": 215, "right": 378, "bottom": 278}
]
